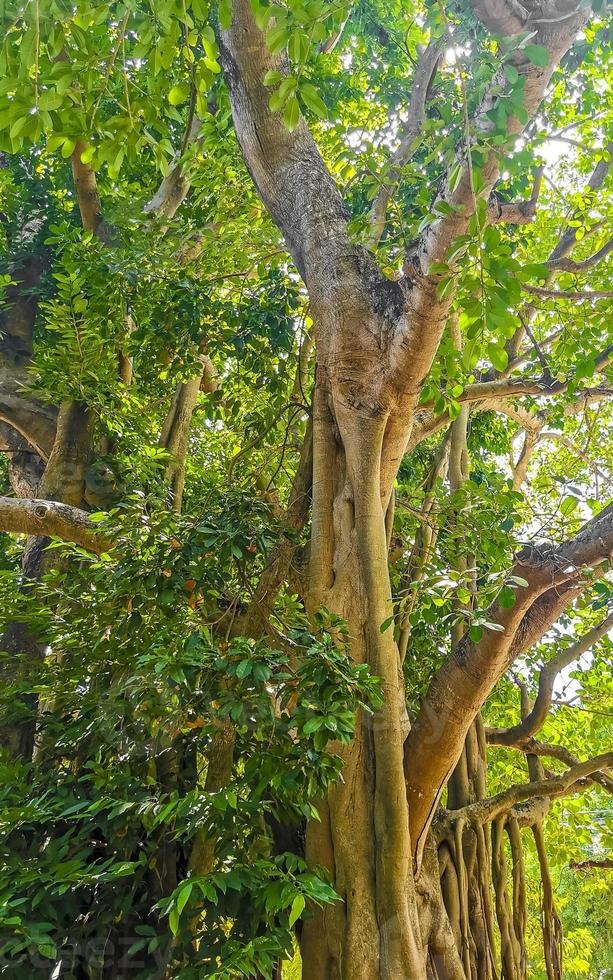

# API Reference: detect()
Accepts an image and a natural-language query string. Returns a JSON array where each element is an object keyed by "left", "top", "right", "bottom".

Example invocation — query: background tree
[{"left": 0, "top": 0, "right": 611, "bottom": 976}]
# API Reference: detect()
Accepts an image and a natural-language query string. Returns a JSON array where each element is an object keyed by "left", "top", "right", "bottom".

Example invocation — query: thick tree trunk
[{"left": 301, "top": 361, "right": 426, "bottom": 979}]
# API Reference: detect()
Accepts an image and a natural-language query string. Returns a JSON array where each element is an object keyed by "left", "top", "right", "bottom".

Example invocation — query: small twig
[{"left": 521, "top": 285, "right": 613, "bottom": 300}]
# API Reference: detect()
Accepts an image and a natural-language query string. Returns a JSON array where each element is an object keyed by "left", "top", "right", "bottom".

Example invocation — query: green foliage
[{"left": 0, "top": 502, "right": 380, "bottom": 975}]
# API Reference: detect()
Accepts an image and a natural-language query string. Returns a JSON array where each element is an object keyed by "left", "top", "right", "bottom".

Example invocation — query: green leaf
[
  {"left": 524, "top": 44, "right": 549, "bottom": 67},
  {"left": 498, "top": 586, "right": 516, "bottom": 609},
  {"left": 169, "top": 908, "right": 180, "bottom": 936},
  {"left": 219, "top": 0, "right": 232, "bottom": 29},
  {"left": 560, "top": 496, "right": 578, "bottom": 516},
  {"left": 435, "top": 277, "right": 454, "bottom": 301},
  {"left": 60, "top": 137, "right": 76, "bottom": 158},
  {"left": 263, "top": 70, "right": 282, "bottom": 87},
  {"left": 288, "top": 31, "right": 309, "bottom": 63},
  {"left": 176, "top": 882, "right": 193, "bottom": 915},
  {"left": 127, "top": 939, "right": 147, "bottom": 955},
  {"left": 289, "top": 893, "right": 305, "bottom": 927},
  {"left": 80, "top": 143, "right": 96, "bottom": 164},
  {"left": 303, "top": 717, "right": 324, "bottom": 734},
  {"left": 428, "top": 262, "right": 450, "bottom": 276},
  {"left": 266, "top": 25, "right": 289, "bottom": 55},
  {"left": 488, "top": 344, "right": 508, "bottom": 373},
  {"left": 253, "top": 1, "right": 273, "bottom": 30},
  {"left": 379, "top": 616, "right": 394, "bottom": 633},
  {"left": 448, "top": 161, "right": 463, "bottom": 192},
  {"left": 283, "top": 96, "right": 300, "bottom": 132},
  {"left": 235, "top": 659, "right": 252, "bottom": 678},
  {"left": 299, "top": 82, "right": 327, "bottom": 119},
  {"left": 168, "top": 84, "right": 190, "bottom": 106},
  {"left": 269, "top": 87, "right": 288, "bottom": 113}
]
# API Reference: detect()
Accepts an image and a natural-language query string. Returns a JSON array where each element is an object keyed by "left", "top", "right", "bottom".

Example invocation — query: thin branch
[
  {"left": 540, "top": 135, "right": 600, "bottom": 152},
  {"left": 488, "top": 169, "right": 543, "bottom": 226},
  {"left": 546, "top": 236, "right": 613, "bottom": 272},
  {"left": 497, "top": 144, "right": 612, "bottom": 376},
  {"left": 521, "top": 284, "right": 613, "bottom": 300},
  {"left": 546, "top": 142, "right": 613, "bottom": 265},
  {"left": 487, "top": 737, "right": 613, "bottom": 795},
  {"left": 233, "top": 416, "right": 313, "bottom": 639},
  {"left": 70, "top": 141, "right": 111, "bottom": 243},
  {"left": 570, "top": 858, "right": 613, "bottom": 870},
  {"left": 367, "top": 38, "right": 442, "bottom": 246},
  {"left": 511, "top": 428, "right": 539, "bottom": 489},
  {"left": 159, "top": 354, "right": 218, "bottom": 512},
  {"left": 144, "top": 117, "right": 202, "bottom": 221},
  {"left": 487, "top": 612, "right": 613, "bottom": 746},
  {"left": 539, "top": 432, "right": 611, "bottom": 484}
]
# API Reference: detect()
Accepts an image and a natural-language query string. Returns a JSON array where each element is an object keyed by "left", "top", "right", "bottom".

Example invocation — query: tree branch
[
  {"left": 0, "top": 423, "right": 44, "bottom": 498},
  {"left": 234, "top": 416, "right": 313, "bottom": 638},
  {"left": 159, "top": 354, "right": 218, "bottom": 512},
  {"left": 367, "top": 38, "right": 442, "bottom": 247},
  {"left": 489, "top": 143, "right": 612, "bottom": 379},
  {"left": 70, "top": 140, "right": 111, "bottom": 243},
  {"left": 522, "top": 284, "right": 613, "bottom": 300},
  {"left": 404, "top": 3, "right": 587, "bottom": 283},
  {"left": 487, "top": 612, "right": 613, "bottom": 746},
  {"left": 0, "top": 496, "right": 110, "bottom": 553},
  {"left": 546, "top": 142, "right": 613, "bottom": 265},
  {"left": 487, "top": 168, "right": 543, "bottom": 226},
  {"left": 486, "top": 737, "right": 613, "bottom": 794},
  {"left": 144, "top": 117, "right": 201, "bottom": 221},
  {"left": 218, "top": 0, "right": 352, "bottom": 282},
  {"left": 0, "top": 388, "right": 57, "bottom": 460},
  {"left": 405, "top": 503, "right": 613, "bottom": 862},
  {"left": 570, "top": 858, "right": 613, "bottom": 870},
  {"left": 407, "top": 375, "right": 613, "bottom": 454},
  {"left": 443, "top": 753, "right": 613, "bottom": 827},
  {"left": 546, "top": 236, "right": 613, "bottom": 272},
  {"left": 438, "top": 344, "right": 613, "bottom": 408}
]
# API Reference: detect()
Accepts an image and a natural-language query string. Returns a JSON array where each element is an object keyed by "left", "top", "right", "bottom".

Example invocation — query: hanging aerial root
[
  {"left": 492, "top": 816, "right": 523, "bottom": 980},
  {"left": 507, "top": 816, "right": 527, "bottom": 978},
  {"left": 453, "top": 818, "right": 472, "bottom": 978},
  {"left": 476, "top": 820, "right": 499, "bottom": 979},
  {"left": 533, "top": 823, "right": 563, "bottom": 980}
]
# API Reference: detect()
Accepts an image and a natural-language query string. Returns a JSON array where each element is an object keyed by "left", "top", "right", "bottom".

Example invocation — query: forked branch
[
  {"left": 441, "top": 752, "right": 613, "bottom": 827},
  {"left": 487, "top": 611, "right": 613, "bottom": 746}
]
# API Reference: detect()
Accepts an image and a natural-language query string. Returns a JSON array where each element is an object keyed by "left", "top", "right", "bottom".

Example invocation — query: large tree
[{"left": 0, "top": 0, "right": 611, "bottom": 977}]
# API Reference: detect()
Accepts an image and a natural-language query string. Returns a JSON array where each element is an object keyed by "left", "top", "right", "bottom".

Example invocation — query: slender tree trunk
[{"left": 0, "top": 399, "right": 91, "bottom": 759}]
